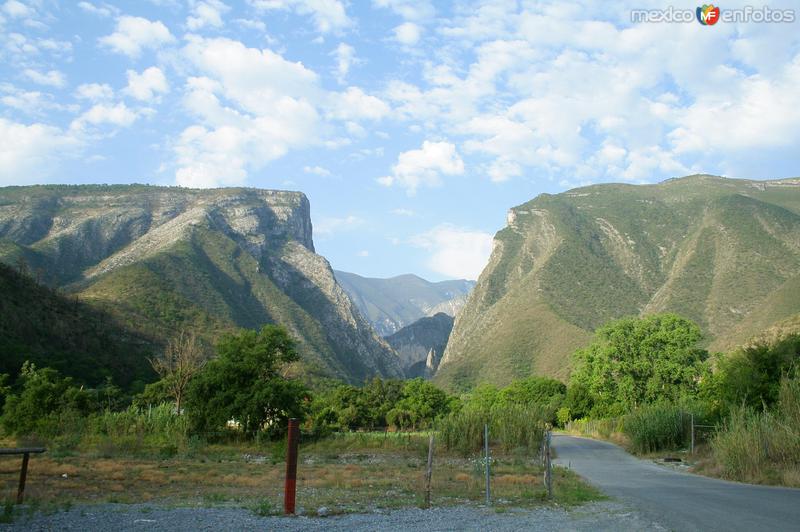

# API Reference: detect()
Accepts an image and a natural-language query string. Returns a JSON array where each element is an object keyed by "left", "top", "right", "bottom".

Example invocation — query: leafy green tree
[
  {"left": 0, "top": 373, "right": 9, "bottom": 411},
  {"left": 702, "top": 334, "right": 800, "bottom": 414},
  {"left": 497, "top": 376, "right": 566, "bottom": 407},
  {"left": 395, "top": 378, "right": 452, "bottom": 429},
  {"left": 461, "top": 383, "right": 500, "bottom": 412},
  {"left": 1, "top": 362, "right": 94, "bottom": 436},
  {"left": 185, "top": 325, "right": 310, "bottom": 438},
  {"left": 386, "top": 407, "right": 414, "bottom": 431},
  {"left": 570, "top": 314, "right": 709, "bottom": 416},
  {"left": 564, "top": 382, "right": 593, "bottom": 420},
  {"left": 361, "top": 377, "right": 404, "bottom": 429}
]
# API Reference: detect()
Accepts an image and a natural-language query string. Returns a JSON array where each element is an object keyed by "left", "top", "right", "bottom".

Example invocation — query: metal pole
[
  {"left": 691, "top": 413, "right": 695, "bottom": 455},
  {"left": 484, "top": 424, "right": 490, "bottom": 505},
  {"left": 284, "top": 418, "right": 300, "bottom": 515},
  {"left": 425, "top": 434, "right": 434, "bottom": 508},
  {"left": 17, "top": 452, "right": 29, "bottom": 504},
  {"left": 544, "top": 431, "right": 552, "bottom": 499}
]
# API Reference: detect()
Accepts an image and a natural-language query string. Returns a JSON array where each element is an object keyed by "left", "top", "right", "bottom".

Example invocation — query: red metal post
[{"left": 284, "top": 418, "right": 300, "bottom": 515}]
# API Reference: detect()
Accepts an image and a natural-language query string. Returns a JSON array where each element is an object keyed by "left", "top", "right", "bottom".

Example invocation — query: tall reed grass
[
  {"left": 711, "top": 376, "right": 800, "bottom": 485},
  {"left": 624, "top": 403, "right": 686, "bottom": 453},
  {"left": 437, "top": 403, "right": 547, "bottom": 455}
]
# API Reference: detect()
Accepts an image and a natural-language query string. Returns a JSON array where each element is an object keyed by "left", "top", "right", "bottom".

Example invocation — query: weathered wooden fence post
[
  {"left": 543, "top": 428, "right": 552, "bottom": 499},
  {"left": 690, "top": 413, "right": 695, "bottom": 455},
  {"left": 484, "top": 423, "right": 490, "bottom": 505},
  {"left": 284, "top": 418, "right": 300, "bottom": 515},
  {"left": 424, "top": 434, "right": 434, "bottom": 508}
]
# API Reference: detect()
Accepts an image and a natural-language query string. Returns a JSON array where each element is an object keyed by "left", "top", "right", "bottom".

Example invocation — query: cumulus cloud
[
  {"left": 75, "top": 83, "right": 114, "bottom": 102},
  {"left": 411, "top": 224, "right": 493, "bottom": 280},
  {"left": 100, "top": 15, "right": 175, "bottom": 57},
  {"left": 71, "top": 102, "right": 140, "bottom": 132},
  {"left": 248, "top": 0, "right": 351, "bottom": 33},
  {"left": 2, "top": 0, "right": 33, "bottom": 18},
  {"left": 378, "top": 140, "right": 464, "bottom": 195},
  {"left": 77, "top": 1, "right": 115, "bottom": 17},
  {"left": 333, "top": 42, "right": 354, "bottom": 83},
  {"left": 303, "top": 165, "right": 331, "bottom": 176},
  {"left": 0, "top": 118, "right": 80, "bottom": 184},
  {"left": 124, "top": 67, "right": 169, "bottom": 101},
  {"left": 373, "top": 0, "right": 434, "bottom": 21},
  {"left": 314, "top": 214, "right": 363, "bottom": 236},
  {"left": 393, "top": 22, "right": 421, "bottom": 45},
  {"left": 327, "top": 86, "right": 389, "bottom": 121},
  {"left": 23, "top": 69, "right": 66, "bottom": 88},
  {"left": 186, "top": 0, "right": 229, "bottom": 30},
  {"left": 174, "top": 36, "right": 322, "bottom": 187}
]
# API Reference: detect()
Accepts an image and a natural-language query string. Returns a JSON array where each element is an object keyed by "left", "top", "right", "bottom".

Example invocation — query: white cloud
[
  {"left": 303, "top": 165, "right": 331, "bottom": 176},
  {"left": 333, "top": 42, "right": 354, "bottom": 83},
  {"left": 391, "top": 208, "right": 415, "bottom": 217},
  {"left": 187, "top": 0, "right": 229, "bottom": 31},
  {"left": 77, "top": 1, "right": 115, "bottom": 17},
  {"left": 357, "top": 249, "right": 369, "bottom": 257},
  {"left": 124, "top": 67, "right": 169, "bottom": 101},
  {"left": 175, "top": 36, "right": 322, "bottom": 187},
  {"left": 248, "top": 0, "right": 351, "bottom": 33},
  {"left": 0, "top": 118, "right": 80, "bottom": 184},
  {"left": 327, "top": 86, "right": 389, "bottom": 121},
  {"left": 0, "top": 85, "right": 76, "bottom": 115},
  {"left": 373, "top": 0, "right": 434, "bottom": 21},
  {"left": 314, "top": 214, "right": 363, "bottom": 236},
  {"left": 379, "top": 140, "right": 464, "bottom": 195},
  {"left": 71, "top": 102, "right": 139, "bottom": 131},
  {"left": 393, "top": 22, "right": 421, "bottom": 45},
  {"left": 23, "top": 69, "right": 66, "bottom": 88},
  {"left": 411, "top": 224, "right": 493, "bottom": 280},
  {"left": 2, "top": 0, "right": 33, "bottom": 18},
  {"left": 100, "top": 15, "right": 175, "bottom": 57},
  {"left": 75, "top": 83, "right": 114, "bottom": 102}
]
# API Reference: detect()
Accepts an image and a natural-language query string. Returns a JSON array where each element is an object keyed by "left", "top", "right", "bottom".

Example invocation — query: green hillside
[
  {"left": 437, "top": 175, "right": 800, "bottom": 391},
  {"left": 0, "top": 261, "right": 156, "bottom": 388}
]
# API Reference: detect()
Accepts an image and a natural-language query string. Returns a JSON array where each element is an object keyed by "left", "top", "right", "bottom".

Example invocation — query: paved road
[{"left": 553, "top": 434, "right": 800, "bottom": 532}]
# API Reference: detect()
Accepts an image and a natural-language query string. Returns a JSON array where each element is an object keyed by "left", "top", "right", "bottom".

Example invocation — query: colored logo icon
[{"left": 697, "top": 4, "right": 721, "bottom": 25}]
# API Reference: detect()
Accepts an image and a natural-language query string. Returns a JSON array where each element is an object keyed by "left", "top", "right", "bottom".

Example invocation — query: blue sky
[{"left": 1, "top": 1, "right": 799, "bottom": 281}]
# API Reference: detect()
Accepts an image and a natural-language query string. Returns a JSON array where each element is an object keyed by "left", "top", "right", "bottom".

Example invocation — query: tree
[
  {"left": 395, "top": 378, "right": 452, "bottom": 429},
  {"left": 570, "top": 314, "right": 709, "bottom": 416},
  {"left": 149, "top": 330, "right": 207, "bottom": 413},
  {"left": 185, "top": 325, "right": 310, "bottom": 438},
  {"left": 1, "top": 362, "right": 94, "bottom": 436},
  {"left": 496, "top": 376, "right": 566, "bottom": 407},
  {"left": 702, "top": 334, "right": 800, "bottom": 414}
]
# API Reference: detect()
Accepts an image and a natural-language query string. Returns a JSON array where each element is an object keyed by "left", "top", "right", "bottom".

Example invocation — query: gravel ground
[{"left": 1, "top": 501, "right": 667, "bottom": 531}]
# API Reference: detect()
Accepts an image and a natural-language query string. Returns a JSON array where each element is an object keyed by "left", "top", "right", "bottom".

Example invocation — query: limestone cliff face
[
  {"left": 0, "top": 185, "right": 401, "bottom": 383},
  {"left": 385, "top": 312, "right": 453, "bottom": 377}
]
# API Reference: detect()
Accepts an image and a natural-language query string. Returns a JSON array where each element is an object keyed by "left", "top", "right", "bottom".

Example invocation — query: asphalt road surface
[{"left": 552, "top": 434, "right": 800, "bottom": 532}]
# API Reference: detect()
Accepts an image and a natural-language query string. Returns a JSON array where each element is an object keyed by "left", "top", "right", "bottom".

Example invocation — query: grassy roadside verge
[{"left": 0, "top": 432, "right": 603, "bottom": 521}]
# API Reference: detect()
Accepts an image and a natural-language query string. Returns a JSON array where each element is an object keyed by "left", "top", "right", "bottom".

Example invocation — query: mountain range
[
  {"left": 437, "top": 175, "right": 800, "bottom": 390},
  {"left": 0, "top": 185, "right": 402, "bottom": 384},
  {"left": 334, "top": 270, "right": 474, "bottom": 336},
  {"left": 384, "top": 312, "right": 454, "bottom": 378}
]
